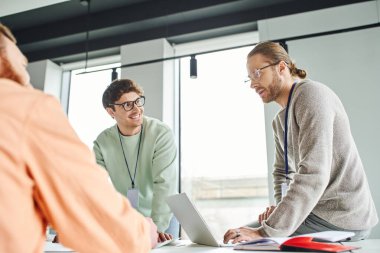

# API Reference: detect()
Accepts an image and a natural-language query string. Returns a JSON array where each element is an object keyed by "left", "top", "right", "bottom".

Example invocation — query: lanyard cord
[
  {"left": 284, "top": 82, "right": 297, "bottom": 180},
  {"left": 117, "top": 124, "right": 143, "bottom": 188}
]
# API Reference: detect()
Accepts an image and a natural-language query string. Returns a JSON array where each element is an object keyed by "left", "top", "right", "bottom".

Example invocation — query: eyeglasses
[
  {"left": 109, "top": 96, "right": 145, "bottom": 111},
  {"left": 245, "top": 61, "right": 281, "bottom": 83}
]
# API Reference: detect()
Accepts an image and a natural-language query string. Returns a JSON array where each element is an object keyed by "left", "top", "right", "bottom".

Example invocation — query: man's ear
[
  {"left": 278, "top": 60, "right": 288, "bottom": 74},
  {"left": 106, "top": 107, "right": 115, "bottom": 119}
]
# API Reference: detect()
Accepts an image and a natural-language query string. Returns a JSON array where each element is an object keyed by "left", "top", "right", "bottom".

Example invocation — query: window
[
  {"left": 66, "top": 38, "right": 268, "bottom": 240},
  {"left": 180, "top": 46, "right": 268, "bottom": 239},
  {"left": 68, "top": 63, "right": 120, "bottom": 148}
]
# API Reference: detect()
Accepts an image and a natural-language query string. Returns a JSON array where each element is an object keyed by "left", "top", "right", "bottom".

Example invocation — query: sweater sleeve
[
  {"left": 151, "top": 127, "right": 178, "bottom": 232},
  {"left": 272, "top": 120, "right": 286, "bottom": 205},
  {"left": 24, "top": 95, "right": 151, "bottom": 253},
  {"left": 93, "top": 139, "right": 107, "bottom": 169},
  {"left": 259, "top": 84, "right": 334, "bottom": 237}
]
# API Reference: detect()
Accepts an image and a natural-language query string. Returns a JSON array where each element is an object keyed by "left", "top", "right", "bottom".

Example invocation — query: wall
[
  {"left": 259, "top": 0, "right": 380, "bottom": 238},
  {"left": 120, "top": 38, "right": 175, "bottom": 129}
]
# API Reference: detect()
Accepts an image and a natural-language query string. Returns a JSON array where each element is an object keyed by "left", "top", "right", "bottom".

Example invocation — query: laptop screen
[{"left": 166, "top": 193, "right": 221, "bottom": 247}]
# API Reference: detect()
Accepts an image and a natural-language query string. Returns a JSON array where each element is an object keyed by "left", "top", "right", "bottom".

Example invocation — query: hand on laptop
[
  {"left": 158, "top": 231, "right": 173, "bottom": 242},
  {"left": 223, "top": 227, "right": 262, "bottom": 244},
  {"left": 52, "top": 234, "right": 59, "bottom": 243}
]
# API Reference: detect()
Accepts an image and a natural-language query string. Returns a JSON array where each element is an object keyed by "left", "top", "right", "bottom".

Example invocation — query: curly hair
[{"left": 102, "top": 79, "right": 144, "bottom": 109}]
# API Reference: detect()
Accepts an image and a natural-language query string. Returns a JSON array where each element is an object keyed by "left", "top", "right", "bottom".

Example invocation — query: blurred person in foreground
[
  {"left": 224, "top": 41, "right": 378, "bottom": 243},
  {"left": 0, "top": 23, "right": 158, "bottom": 253}
]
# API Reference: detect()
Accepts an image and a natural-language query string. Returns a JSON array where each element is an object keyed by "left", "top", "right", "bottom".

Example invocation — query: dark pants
[{"left": 292, "top": 213, "right": 370, "bottom": 241}]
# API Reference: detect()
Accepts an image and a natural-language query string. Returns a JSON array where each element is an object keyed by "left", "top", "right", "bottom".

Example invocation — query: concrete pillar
[
  {"left": 27, "top": 59, "right": 63, "bottom": 100},
  {"left": 120, "top": 38, "right": 175, "bottom": 128}
]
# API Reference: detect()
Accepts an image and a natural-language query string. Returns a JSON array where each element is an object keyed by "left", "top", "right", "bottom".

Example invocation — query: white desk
[
  {"left": 343, "top": 239, "right": 380, "bottom": 253},
  {"left": 153, "top": 239, "right": 380, "bottom": 253},
  {"left": 153, "top": 240, "right": 232, "bottom": 253},
  {"left": 45, "top": 239, "right": 380, "bottom": 253}
]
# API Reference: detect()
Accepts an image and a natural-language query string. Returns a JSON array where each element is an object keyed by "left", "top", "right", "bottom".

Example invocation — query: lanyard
[
  {"left": 117, "top": 125, "right": 143, "bottom": 189},
  {"left": 284, "top": 82, "right": 297, "bottom": 179}
]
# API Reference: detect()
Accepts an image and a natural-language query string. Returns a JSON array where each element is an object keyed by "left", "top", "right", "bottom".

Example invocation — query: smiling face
[
  {"left": 0, "top": 33, "right": 30, "bottom": 86},
  {"left": 106, "top": 91, "right": 144, "bottom": 135}
]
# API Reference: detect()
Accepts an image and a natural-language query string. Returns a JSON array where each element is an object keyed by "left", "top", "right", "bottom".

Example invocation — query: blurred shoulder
[
  {"left": 0, "top": 78, "right": 61, "bottom": 114},
  {"left": 1, "top": 78, "right": 47, "bottom": 99}
]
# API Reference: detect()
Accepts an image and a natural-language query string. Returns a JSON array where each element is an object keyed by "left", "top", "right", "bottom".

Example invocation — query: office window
[
  {"left": 180, "top": 46, "right": 268, "bottom": 239},
  {"left": 68, "top": 63, "right": 120, "bottom": 148}
]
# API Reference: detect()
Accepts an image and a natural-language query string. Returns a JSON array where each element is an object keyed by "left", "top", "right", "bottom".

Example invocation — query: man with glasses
[
  {"left": 224, "top": 41, "right": 378, "bottom": 243},
  {"left": 94, "top": 79, "right": 178, "bottom": 241},
  {"left": 0, "top": 23, "right": 158, "bottom": 252}
]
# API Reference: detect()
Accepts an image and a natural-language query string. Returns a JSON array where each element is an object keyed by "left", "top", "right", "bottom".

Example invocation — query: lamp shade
[
  {"left": 190, "top": 55, "right": 197, "bottom": 79},
  {"left": 111, "top": 68, "right": 118, "bottom": 81}
]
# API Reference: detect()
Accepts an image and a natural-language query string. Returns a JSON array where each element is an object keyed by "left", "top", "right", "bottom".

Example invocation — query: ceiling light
[{"left": 190, "top": 55, "right": 197, "bottom": 79}]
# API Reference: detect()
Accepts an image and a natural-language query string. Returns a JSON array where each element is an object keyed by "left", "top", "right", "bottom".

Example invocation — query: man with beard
[
  {"left": 0, "top": 23, "right": 158, "bottom": 253},
  {"left": 223, "top": 41, "right": 378, "bottom": 243}
]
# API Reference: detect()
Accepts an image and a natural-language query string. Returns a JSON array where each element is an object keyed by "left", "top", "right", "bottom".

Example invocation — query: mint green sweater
[
  {"left": 260, "top": 79, "right": 378, "bottom": 237},
  {"left": 93, "top": 116, "right": 178, "bottom": 232}
]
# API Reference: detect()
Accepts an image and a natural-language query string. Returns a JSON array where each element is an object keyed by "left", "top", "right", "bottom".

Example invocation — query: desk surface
[
  {"left": 152, "top": 239, "right": 380, "bottom": 253},
  {"left": 344, "top": 239, "right": 380, "bottom": 253},
  {"left": 45, "top": 239, "right": 380, "bottom": 253}
]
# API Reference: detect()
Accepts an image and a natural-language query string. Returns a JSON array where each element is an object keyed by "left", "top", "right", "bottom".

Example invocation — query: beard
[
  {"left": 262, "top": 71, "right": 282, "bottom": 103},
  {"left": 0, "top": 53, "right": 30, "bottom": 86}
]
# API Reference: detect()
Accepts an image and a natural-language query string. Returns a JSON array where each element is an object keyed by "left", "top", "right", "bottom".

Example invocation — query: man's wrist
[{"left": 257, "top": 227, "right": 268, "bottom": 237}]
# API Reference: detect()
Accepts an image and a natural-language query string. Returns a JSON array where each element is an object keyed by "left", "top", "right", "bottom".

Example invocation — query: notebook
[
  {"left": 234, "top": 231, "right": 358, "bottom": 252},
  {"left": 166, "top": 192, "right": 233, "bottom": 247}
]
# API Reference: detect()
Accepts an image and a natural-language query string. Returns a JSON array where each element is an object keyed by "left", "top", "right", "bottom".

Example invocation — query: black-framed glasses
[
  {"left": 109, "top": 96, "right": 145, "bottom": 111},
  {"left": 245, "top": 61, "right": 281, "bottom": 83}
]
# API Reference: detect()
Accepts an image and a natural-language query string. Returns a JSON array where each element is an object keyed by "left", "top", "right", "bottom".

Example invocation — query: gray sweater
[{"left": 259, "top": 79, "right": 378, "bottom": 237}]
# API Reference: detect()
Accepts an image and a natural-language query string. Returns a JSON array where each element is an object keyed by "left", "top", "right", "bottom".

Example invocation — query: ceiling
[
  {"left": 0, "top": 0, "right": 69, "bottom": 17},
  {"left": 0, "top": 0, "right": 369, "bottom": 64}
]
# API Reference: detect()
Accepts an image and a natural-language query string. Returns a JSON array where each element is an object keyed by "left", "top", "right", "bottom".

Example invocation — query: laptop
[{"left": 166, "top": 192, "right": 234, "bottom": 247}]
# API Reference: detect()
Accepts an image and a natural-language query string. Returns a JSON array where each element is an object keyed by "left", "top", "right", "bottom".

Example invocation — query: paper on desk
[
  {"left": 44, "top": 242, "right": 74, "bottom": 252},
  {"left": 302, "top": 231, "right": 355, "bottom": 242}
]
